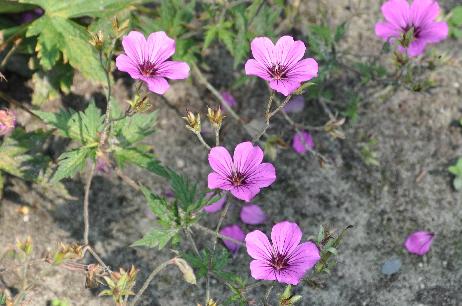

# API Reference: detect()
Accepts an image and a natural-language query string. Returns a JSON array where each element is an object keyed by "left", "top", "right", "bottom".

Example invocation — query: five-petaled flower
[
  {"left": 375, "top": 0, "right": 448, "bottom": 57},
  {"left": 245, "top": 36, "right": 318, "bottom": 96},
  {"left": 245, "top": 221, "right": 320, "bottom": 285},
  {"left": 116, "top": 31, "right": 190, "bottom": 94},
  {"left": 208, "top": 141, "right": 276, "bottom": 202}
]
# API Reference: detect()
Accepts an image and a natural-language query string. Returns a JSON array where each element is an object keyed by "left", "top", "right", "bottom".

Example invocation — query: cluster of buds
[
  {"left": 0, "top": 109, "right": 16, "bottom": 136},
  {"left": 89, "top": 30, "right": 104, "bottom": 50},
  {"left": 99, "top": 266, "right": 138, "bottom": 305},
  {"left": 399, "top": 27, "right": 415, "bottom": 48},
  {"left": 112, "top": 16, "right": 129, "bottom": 39},
  {"left": 16, "top": 236, "right": 33, "bottom": 257},
  {"left": 207, "top": 106, "right": 224, "bottom": 130},
  {"left": 127, "top": 94, "right": 152, "bottom": 114},
  {"left": 51, "top": 242, "right": 85, "bottom": 265},
  {"left": 183, "top": 111, "right": 201, "bottom": 134},
  {"left": 279, "top": 285, "right": 302, "bottom": 306},
  {"left": 324, "top": 117, "right": 345, "bottom": 140}
]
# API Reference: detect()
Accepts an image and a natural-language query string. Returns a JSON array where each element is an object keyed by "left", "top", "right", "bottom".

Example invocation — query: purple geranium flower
[
  {"left": 404, "top": 231, "right": 434, "bottom": 255},
  {"left": 375, "top": 0, "right": 448, "bottom": 57},
  {"left": 245, "top": 221, "right": 320, "bottom": 285},
  {"left": 203, "top": 193, "right": 227, "bottom": 213},
  {"left": 220, "top": 224, "right": 245, "bottom": 254},
  {"left": 240, "top": 204, "right": 267, "bottom": 225},
  {"left": 208, "top": 141, "right": 276, "bottom": 202},
  {"left": 221, "top": 91, "right": 237, "bottom": 108},
  {"left": 292, "top": 130, "right": 314, "bottom": 154},
  {"left": 245, "top": 36, "right": 318, "bottom": 96},
  {"left": 116, "top": 31, "right": 190, "bottom": 94}
]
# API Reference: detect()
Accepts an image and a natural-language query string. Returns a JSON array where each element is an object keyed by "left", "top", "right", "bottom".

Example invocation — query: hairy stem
[
  {"left": 130, "top": 259, "right": 174, "bottom": 306},
  {"left": 206, "top": 201, "right": 231, "bottom": 304},
  {"left": 83, "top": 163, "right": 96, "bottom": 245},
  {"left": 195, "top": 132, "right": 211, "bottom": 150},
  {"left": 184, "top": 229, "right": 201, "bottom": 257}
]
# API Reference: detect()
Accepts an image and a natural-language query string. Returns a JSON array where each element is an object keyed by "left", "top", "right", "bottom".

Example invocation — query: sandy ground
[{"left": 1, "top": 0, "right": 462, "bottom": 305}]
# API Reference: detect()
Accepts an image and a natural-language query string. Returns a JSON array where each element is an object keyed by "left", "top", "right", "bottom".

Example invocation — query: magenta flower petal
[
  {"left": 157, "top": 61, "right": 190, "bottom": 79},
  {"left": 203, "top": 193, "right": 227, "bottom": 213},
  {"left": 240, "top": 204, "right": 267, "bottom": 225},
  {"left": 250, "top": 259, "right": 277, "bottom": 281},
  {"left": 271, "top": 221, "right": 302, "bottom": 256},
  {"left": 220, "top": 224, "right": 245, "bottom": 254},
  {"left": 245, "top": 221, "right": 320, "bottom": 285},
  {"left": 292, "top": 130, "right": 314, "bottom": 154},
  {"left": 145, "top": 31, "right": 175, "bottom": 64},
  {"left": 221, "top": 91, "right": 237, "bottom": 107},
  {"left": 116, "top": 31, "right": 190, "bottom": 94},
  {"left": 245, "top": 36, "right": 318, "bottom": 96},
  {"left": 233, "top": 142, "right": 264, "bottom": 174},
  {"left": 0, "top": 109, "right": 16, "bottom": 136},
  {"left": 283, "top": 96, "right": 305, "bottom": 113},
  {"left": 245, "top": 230, "right": 273, "bottom": 261},
  {"left": 143, "top": 77, "right": 169, "bottom": 95},
  {"left": 375, "top": 0, "right": 448, "bottom": 57},
  {"left": 404, "top": 231, "right": 434, "bottom": 256},
  {"left": 207, "top": 142, "right": 276, "bottom": 202}
]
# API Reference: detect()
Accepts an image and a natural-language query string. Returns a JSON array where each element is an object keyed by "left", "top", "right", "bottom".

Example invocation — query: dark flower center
[
  {"left": 269, "top": 63, "right": 288, "bottom": 80},
  {"left": 229, "top": 171, "right": 246, "bottom": 187},
  {"left": 139, "top": 61, "right": 158, "bottom": 77},
  {"left": 270, "top": 253, "right": 289, "bottom": 270}
]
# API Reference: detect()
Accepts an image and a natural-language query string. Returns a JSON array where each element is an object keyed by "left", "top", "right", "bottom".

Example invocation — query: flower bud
[
  {"left": 207, "top": 106, "right": 224, "bottom": 130},
  {"left": 96, "top": 151, "right": 112, "bottom": 174},
  {"left": 0, "top": 109, "right": 16, "bottom": 136},
  {"left": 171, "top": 258, "right": 197, "bottom": 285},
  {"left": 128, "top": 94, "right": 152, "bottom": 114},
  {"left": 183, "top": 111, "right": 201, "bottom": 134},
  {"left": 16, "top": 236, "right": 32, "bottom": 256},
  {"left": 400, "top": 27, "right": 415, "bottom": 48},
  {"left": 324, "top": 117, "right": 345, "bottom": 139},
  {"left": 90, "top": 30, "right": 104, "bottom": 50}
]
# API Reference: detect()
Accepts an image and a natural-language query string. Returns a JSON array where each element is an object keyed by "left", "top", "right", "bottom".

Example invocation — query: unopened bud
[
  {"left": 0, "top": 109, "right": 16, "bottom": 136},
  {"left": 172, "top": 258, "right": 196, "bottom": 285},
  {"left": 90, "top": 30, "right": 104, "bottom": 50},
  {"left": 207, "top": 106, "right": 224, "bottom": 130},
  {"left": 400, "top": 27, "right": 415, "bottom": 48},
  {"left": 16, "top": 236, "right": 32, "bottom": 256},
  {"left": 324, "top": 117, "right": 346, "bottom": 140},
  {"left": 183, "top": 111, "right": 201, "bottom": 134},
  {"left": 96, "top": 151, "right": 112, "bottom": 174}
]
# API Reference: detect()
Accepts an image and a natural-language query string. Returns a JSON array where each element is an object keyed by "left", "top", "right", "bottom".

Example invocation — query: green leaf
[
  {"left": 26, "top": 15, "right": 106, "bottom": 81},
  {"left": 0, "top": 1, "right": 37, "bottom": 13},
  {"left": 140, "top": 186, "right": 174, "bottom": 223},
  {"left": 168, "top": 170, "right": 199, "bottom": 211},
  {"left": 51, "top": 147, "right": 94, "bottom": 183},
  {"left": 131, "top": 226, "right": 179, "bottom": 249},
  {"left": 114, "top": 112, "right": 157, "bottom": 145},
  {"left": 454, "top": 177, "right": 462, "bottom": 191},
  {"left": 0, "top": 128, "right": 50, "bottom": 180},
  {"left": 334, "top": 22, "right": 347, "bottom": 42},
  {"left": 34, "top": 101, "right": 103, "bottom": 144},
  {"left": 449, "top": 6, "right": 462, "bottom": 27},
  {"left": 203, "top": 25, "right": 218, "bottom": 50},
  {"left": 448, "top": 158, "right": 462, "bottom": 176},
  {"left": 113, "top": 147, "right": 170, "bottom": 178},
  {"left": 31, "top": 62, "right": 73, "bottom": 105},
  {"left": 19, "top": 0, "right": 139, "bottom": 18},
  {"left": 218, "top": 26, "right": 235, "bottom": 56}
]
